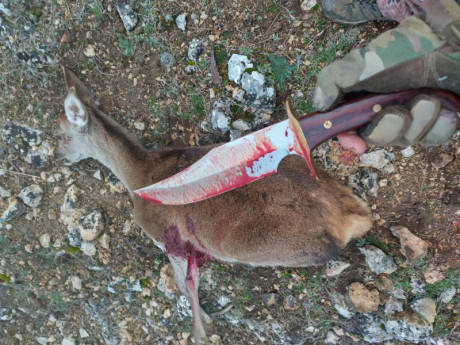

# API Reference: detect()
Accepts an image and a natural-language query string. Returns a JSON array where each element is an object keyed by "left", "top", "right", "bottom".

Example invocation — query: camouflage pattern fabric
[
  {"left": 314, "top": 16, "right": 460, "bottom": 110},
  {"left": 314, "top": 0, "right": 460, "bottom": 147}
]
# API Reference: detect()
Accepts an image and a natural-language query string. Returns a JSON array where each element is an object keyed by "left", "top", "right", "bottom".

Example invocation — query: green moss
[{"left": 0, "top": 274, "right": 11, "bottom": 283}]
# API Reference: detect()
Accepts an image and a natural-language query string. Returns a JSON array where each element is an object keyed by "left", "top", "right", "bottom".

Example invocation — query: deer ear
[
  {"left": 62, "top": 65, "right": 97, "bottom": 106},
  {"left": 64, "top": 87, "right": 88, "bottom": 127}
]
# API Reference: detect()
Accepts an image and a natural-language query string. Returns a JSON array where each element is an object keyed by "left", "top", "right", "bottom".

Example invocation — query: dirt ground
[{"left": 0, "top": 0, "right": 459, "bottom": 344}]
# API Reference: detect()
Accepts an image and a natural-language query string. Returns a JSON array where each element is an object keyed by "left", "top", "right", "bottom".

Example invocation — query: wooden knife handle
[{"left": 299, "top": 89, "right": 460, "bottom": 150}]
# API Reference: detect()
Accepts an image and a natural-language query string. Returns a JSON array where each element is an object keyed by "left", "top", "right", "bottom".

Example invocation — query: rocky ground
[{"left": 0, "top": 0, "right": 459, "bottom": 344}]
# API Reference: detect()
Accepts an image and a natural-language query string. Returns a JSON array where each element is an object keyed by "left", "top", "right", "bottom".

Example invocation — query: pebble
[
  {"left": 359, "top": 149, "right": 395, "bottom": 172},
  {"left": 160, "top": 52, "right": 175, "bottom": 70},
  {"left": 401, "top": 146, "right": 415, "bottom": 158},
  {"left": 324, "top": 330, "right": 339, "bottom": 345},
  {"left": 188, "top": 39, "right": 205, "bottom": 62},
  {"left": 431, "top": 153, "right": 454, "bottom": 169},
  {"left": 282, "top": 295, "right": 299, "bottom": 310},
  {"left": 93, "top": 170, "right": 102, "bottom": 181},
  {"left": 78, "top": 210, "right": 104, "bottom": 242},
  {"left": 62, "top": 337, "right": 75, "bottom": 345},
  {"left": 80, "top": 242, "right": 96, "bottom": 256},
  {"left": 98, "top": 233, "right": 111, "bottom": 250},
  {"left": 116, "top": 3, "right": 138, "bottom": 32},
  {"left": 301, "top": 0, "right": 317, "bottom": 12},
  {"left": 176, "top": 13, "right": 187, "bottom": 31},
  {"left": 39, "top": 233, "right": 51, "bottom": 248},
  {"left": 0, "top": 186, "right": 12, "bottom": 198},
  {"left": 83, "top": 45, "right": 96, "bottom": 57},
  {"left": 262, "top": 293, "right": 279, "bottom": 306},
  {"left": 438, "top": 287, "right": 456, "bottom": 304},
  {"left": 0, "top": 197, "right": 27, "bottom": 228},
  {"left": 133, "top": 121, "right": 145, "bottom": 131},
  {"left": 348, "top": 282, "right": 380, "bottom": 313},
  {"left": 48, "top": 209, "right": 57, "bottom": 220},
  {"left": 18, "top": 184, "right": 43, "bottom": 208},
  {"left": 359, "top": 245, "right": 397, "bottom": 274},
  {"left": 326, "top": 260, "right": 350, "bottom": 277},
  {"left": 36, "top": 337, "right": 48, "bottom": 345},
  {"left": 71, "top": 276, "right": 82, "bottom": 291},
  {"left": 79, "top": 328, "right": 89, "bottom": 338}
]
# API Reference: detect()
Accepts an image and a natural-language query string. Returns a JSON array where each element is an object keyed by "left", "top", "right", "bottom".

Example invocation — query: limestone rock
[
  {"left": 390, "top": 226, "right": 429, "bottom": 265},
  {"left": 438, "top": 287, "right": 456, "bottom": 304},
  {"left": 78, "top": 210, "right": 104, "bottom": 242},
  {"left": 18, "top": 184, "right": 43, "bottom": 208},
  {"left": 326, "top": 260, "right": 350, "bottom": 277},
  {"left": 228, "top": 54, "right": 253, "bottom": 84},
  {"left": 431, "top": 153, "right": 454, "bottom": 169},
  {"left": 348, "top": 282, "right": 380, "bottom": 313},
  {"left": 359, "top": 149, "right": 395, "bottom": 173},
  {"left": 39, "top": 233, "right": 51, "bottom": 248},
  {"left": 80, "top": 242, "right": 96, "bottom": 256},
  {"left": 354, "top": 314, "right": 393, "bottom": 343},
  {"left": 411, "top": 298, "right": 437, "bottom": 323},
  {"left": 359, "top": 245, "right": 397, "bottom": 274},
  {"left": 385, "top": 312, "right": 433, "bottom": 343},
  {"left": 116, "top": 3, "right": 138, "bottom": 32},
  {"left": 176, "top": 13, "right": 187, "bottom": 31},
  {"left": 0, "top": 197, "right": 27, "bottom": 228}
]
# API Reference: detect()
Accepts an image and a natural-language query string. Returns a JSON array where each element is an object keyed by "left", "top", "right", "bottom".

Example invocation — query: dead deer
[{"left": 55, "top": 66, "right": 372, "bottom": 344}]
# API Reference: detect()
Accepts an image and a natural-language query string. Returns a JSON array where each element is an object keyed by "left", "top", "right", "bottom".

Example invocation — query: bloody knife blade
[{"left": 135, "top": 89, "right": 460, "bottom": 205}]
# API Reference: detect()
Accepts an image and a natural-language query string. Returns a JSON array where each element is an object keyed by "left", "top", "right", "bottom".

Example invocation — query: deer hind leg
[{"left": 168, "top": 254, "right": 213, "bottom": 343}]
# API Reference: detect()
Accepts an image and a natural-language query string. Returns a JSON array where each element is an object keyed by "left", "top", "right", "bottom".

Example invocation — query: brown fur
[{"left": 56, "top": 67, "right": 372, "bottom": 343}]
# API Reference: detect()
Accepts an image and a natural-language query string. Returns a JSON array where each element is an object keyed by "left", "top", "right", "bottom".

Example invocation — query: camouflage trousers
[{"left": 314, "top": 13, "right": 460, "bottom": 110}]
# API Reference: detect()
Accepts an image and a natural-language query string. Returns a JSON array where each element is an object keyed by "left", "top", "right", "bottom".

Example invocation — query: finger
[
  {"left": 422, "top": 108, "right": 458, "bottom": 146},
  {"left": 337, "top": 132, "right": 367, "bottom": 155},
  {"left": 358, "top": 106, "right": 411, "bottom": 146}
]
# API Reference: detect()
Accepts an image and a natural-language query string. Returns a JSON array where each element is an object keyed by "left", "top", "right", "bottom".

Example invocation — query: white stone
[
  {"left": 39, "top": 233, "right": 51, "bottom": 248},
  {"left": 228, "top": 54, "right": 253, "bottom": 84},
  {"left": 93, "top": 170, "right": 102, "bottom": 180},
  {"left": 301, "top": 0, "right": 317, "bottom": 12},
  {"left": 401, "top": 146, "right": 415, "bottom": 158},
  {"left": 18, "top": 184, "right": 43, "bottom": 208},
  {"left": 80, "top": 242, "right": 96, "bottom": 256},
  {"left": 176, "top": 13, "right": 187, "bottom": 31},
  {"left": 79, "top": 328, "right": 89, "bottom": 338},
  {"left": 83, "top": 45, "right": 96, "bottom": 57},
  {"left": 134, "top": 121, "right": 145, "bottom": 131},
  {"left": 71, "top": 276, "right": 82, "bottom": 291},
  {"left": 78, "top": 210, "right": 104, "bottom": 242},
  {"left": 62, "top": 337, "right": 75, "bottom": 345}
]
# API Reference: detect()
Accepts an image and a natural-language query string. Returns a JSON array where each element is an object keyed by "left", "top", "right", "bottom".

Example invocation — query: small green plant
[
  {"left": 118, "top": 35, "right": 136, "bottom": 55},
  {"left": 267, "top": 3, "right": 281, "bottom": 13},
  {"left": 268, "top": 55, "right": 296, "bottom": 89}
]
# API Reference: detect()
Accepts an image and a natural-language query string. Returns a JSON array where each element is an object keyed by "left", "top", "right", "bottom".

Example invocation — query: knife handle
[{"left": 299, "top": 89, "right": 460, "bottom": 150}]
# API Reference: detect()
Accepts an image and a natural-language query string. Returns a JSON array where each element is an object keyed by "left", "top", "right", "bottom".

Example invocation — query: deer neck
[{"left": 89, "top": 109, "right": 152, "bottom": 193}]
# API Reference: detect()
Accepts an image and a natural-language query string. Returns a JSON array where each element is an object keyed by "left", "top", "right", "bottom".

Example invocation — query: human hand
[{"left": 314, "top": 1, "right": 460, "bottom": 153}]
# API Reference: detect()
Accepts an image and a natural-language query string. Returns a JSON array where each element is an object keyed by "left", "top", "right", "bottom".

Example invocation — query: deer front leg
[{"left": 168, "top": 254, "right": 213, "bottom": 343}]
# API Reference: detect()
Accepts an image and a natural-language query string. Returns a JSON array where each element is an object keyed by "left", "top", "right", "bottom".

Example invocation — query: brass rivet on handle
[
  {"left": 323, "top": 120, "right": 332, "bottom": 129},
  {"left": 373, "top": 104, "right": 382, "bottom": 113}
]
